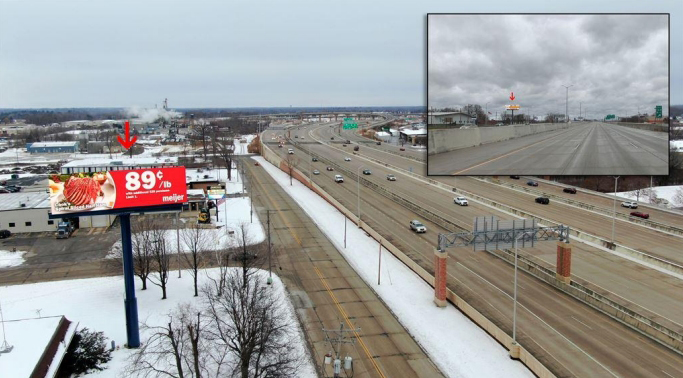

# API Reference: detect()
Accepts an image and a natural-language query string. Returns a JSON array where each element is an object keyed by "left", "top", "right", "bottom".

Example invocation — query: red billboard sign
[{"left": 49, "top": 167, "right": 187, "bottom": 215}]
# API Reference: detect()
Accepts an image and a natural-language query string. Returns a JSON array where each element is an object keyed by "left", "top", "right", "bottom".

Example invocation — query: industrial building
[
  {"left": 427, "top": 112, "right": 475, "bottom": 126},
  {"left": 0, "top": 192, "right": 115, "bottom": 233},
  {"left": 27, "top": 141, "right": 80, "bottom": 154},
  {"left": 60, "top": 156, "right": 178, "bottom": 174}
]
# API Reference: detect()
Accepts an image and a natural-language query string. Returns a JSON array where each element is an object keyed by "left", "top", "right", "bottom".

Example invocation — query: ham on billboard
[{"left": 49, "top": 167, "right": 187, "bottom": 215}]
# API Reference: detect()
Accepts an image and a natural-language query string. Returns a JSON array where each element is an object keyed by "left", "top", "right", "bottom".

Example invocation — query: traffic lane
[
  {"left": 295, "top": 143, "right": 683, "bottom": 325},
  {"left": 289, "top": 148, "right": 683, "bottom": 377},
  {"left": 457, "top": 177, "right": 683, "bottom": 264},
  {"left": 607, "top": 123, "right": 669, "bottom": 156},
  {"left": 427, "top": 123, "right": 668, "bottom": 175},
  {"left": 495, "top": 176, "right": 683, "bottom": 229},
  {"left": 427, "top": 125, "right": 586, "bottom": 175}
]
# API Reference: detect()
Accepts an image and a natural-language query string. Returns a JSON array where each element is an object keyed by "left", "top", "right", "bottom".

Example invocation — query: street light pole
[
  {"left": 485, "top": 102, "right": 489, "bottom": 125},
  {"left": 562, "top": 84, "right": 573, "bottom": 123},
  {"left": 612, "top": 176, "right": 620, "bottom": 243},
  {"left": 356, "top": 165, "right": 364, "bottom": 228}
]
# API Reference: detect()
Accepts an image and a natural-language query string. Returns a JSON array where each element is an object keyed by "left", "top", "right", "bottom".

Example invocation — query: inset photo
[{"left": 427, "top": 14, "right": 670, "bottom": 176}]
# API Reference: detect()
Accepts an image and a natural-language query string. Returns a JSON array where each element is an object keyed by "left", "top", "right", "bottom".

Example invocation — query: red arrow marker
[
  {"left": 510, "top": 92, "right": 516, "bottom": 101},
  {"left": 117, "top": 120, "right": 138, "bottom": 150}
]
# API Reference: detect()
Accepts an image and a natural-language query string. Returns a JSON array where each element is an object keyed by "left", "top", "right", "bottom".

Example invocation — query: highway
[
  {"left": 262, "top": 121, "right": 683, "bottom": 377},
  {"left": 428, "top": 122, "right": 669, "bottom": 176}
]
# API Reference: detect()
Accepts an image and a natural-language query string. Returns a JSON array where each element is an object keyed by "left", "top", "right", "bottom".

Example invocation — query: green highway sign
[
  {"left": 655, "top": 105, "right": 662, "bottom": 118},
  {"left": 343, "top": 123, "right": 358, "bottom": 130},
  {"left": 605, "top": 114, "right": 616, "bottom": 120},
  {"left": 344, "top": 118, "right": 353, "bottom": 121}
]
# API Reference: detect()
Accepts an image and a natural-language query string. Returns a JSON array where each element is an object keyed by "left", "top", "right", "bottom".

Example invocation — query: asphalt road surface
[
  {"left": 428, "top": 122, "right": 669, "bottom": 176},
  {"left": 262, "top": 122, "right": 683, "bottom": 377}
]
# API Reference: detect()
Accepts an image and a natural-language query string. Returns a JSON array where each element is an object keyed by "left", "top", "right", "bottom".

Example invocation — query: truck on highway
[{"left": 56, "top": 221, "right": 75, "bottom": 239}]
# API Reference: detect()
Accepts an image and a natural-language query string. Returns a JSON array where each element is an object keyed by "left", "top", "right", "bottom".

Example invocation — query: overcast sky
[
  {"left": 0, "top": 0, "right": 681, "bottom": 109},
  {"left": 429, "top": 14, "right": 671, "bottom": 118}
]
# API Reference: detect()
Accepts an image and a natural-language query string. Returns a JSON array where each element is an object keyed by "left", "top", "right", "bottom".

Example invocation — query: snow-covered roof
[
  {"left": 0, "top": 316, "right": 66, "bottom": 378},
  {"left": 400, "top": 128, "right": 427, "bottom": 136},
  {"left": 29, "top": 141, "right": 79, "bottom": 148},
  {"left": 0, "top": 192, "right": 51, "bottom": 211},
  {"left": 375, "top": 131, "right": 390, "bottom": 137},
  {"left": 61, "top": 156, "right": 177, "bottom": 168}
]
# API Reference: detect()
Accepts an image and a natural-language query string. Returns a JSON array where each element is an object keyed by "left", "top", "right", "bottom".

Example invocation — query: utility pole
[
  {"left": 267, "top": 210, "right": 272, "bottom": 285},
  {"left": 611, "top": 176, "right": 620, "bottom": 243},
  {"left": 322, "top": 322, "right": 359, "bottom": 378},
  {"left": 562, "top": 84, "right": 573, "bottom": 123},
  {"left": 176, "top": 212, "right": 181, "bottom": 278}
]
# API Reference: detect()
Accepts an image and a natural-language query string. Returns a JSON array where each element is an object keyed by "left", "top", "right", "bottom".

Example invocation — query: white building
[
  {"left": 60, "top": 156, "right": 178, "bottom": 174},
  {"left": 428, "top": 112, "right": 474, "bottom": 125},
  {"left": 0, "top": 192, "right": 57, "bottom": 233}
]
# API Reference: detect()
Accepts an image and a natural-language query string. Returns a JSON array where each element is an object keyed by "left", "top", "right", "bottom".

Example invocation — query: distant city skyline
[{"left": 1, "top": 1, "right": 681, "bottom": 108}]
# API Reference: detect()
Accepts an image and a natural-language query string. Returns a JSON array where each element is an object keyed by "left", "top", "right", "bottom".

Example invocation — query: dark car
[
  {"left": 312, "top": 157, "right": 318, "bottom": 162},
  {"left": 399, "top": 147, "right": 405, "bottom": 151},
  {"left": 346, "top": 140, "right": 351, "bottom": 144},
  {"left": 509, "top": 175, "right": 520, "bottom": 179},
  {"left": 331, "top": 137, "right": 335, "bottom": 140},
  {"left": 527, "top": 181, "right": 539, "bottom": 187},
  {"left": 342, "top": 144, "right": 347, "bottom": 147},
  {"left": 376, "top": 141, "right": 382, "bottom": 145},
  {"left": 326, "top": 166, "right": 334, "bottom": 171},
  {"left": 362, "top": 169, "right": 372, "bottom": 175},
  {"left": 563, "top": 187, "right": 577, "bottom": 194},
  {"left": 630, "top": 211, "right": 649, "bottom": 219},
  {"left": 535, "top": 197, "right": 550, "bottom": 204},
  {"left": 5, "top": 185, "right": 21, "bottom": 192},
  {"left": 353, "top": 145, "right": 359, "bottom": 151},
  {"left": 0, "top": 230, "right": 10, "bottom": 239}
]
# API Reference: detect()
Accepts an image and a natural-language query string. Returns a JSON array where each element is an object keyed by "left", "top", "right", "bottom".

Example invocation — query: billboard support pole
[{"left": 120, "top": 213, "right": 140, "bottom": 348}]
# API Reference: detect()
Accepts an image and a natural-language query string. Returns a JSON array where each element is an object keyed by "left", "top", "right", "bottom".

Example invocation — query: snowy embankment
[
  {"left": 0, "top": 269, "right": 316, "bottom": 378},
  {"left": 671, "top": 140, "right": 683, "bottom": 151},
  {"left": 253, "top": 155, "right": 533, "bottom": 378},
  {"left": 609, "top": 185, "right": 682, "bottom": 208},
  {"left": 0, "top": 249, "right": 26, "bottom": 268},
  {"left": 107, "top": 197, "right": 264, "bottom": 258}
]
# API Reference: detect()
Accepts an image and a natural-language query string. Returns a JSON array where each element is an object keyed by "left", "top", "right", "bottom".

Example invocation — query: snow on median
[{"left": 252, "top": 155, "right": 533, "bottom": 378}]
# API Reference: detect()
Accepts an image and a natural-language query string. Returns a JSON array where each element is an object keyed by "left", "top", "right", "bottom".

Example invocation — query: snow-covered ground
[
  {"left": 185, "top": 167, "right": 243, "bottom": 195},
  {"left": 0, "top": 249, "right": 26, "bottom": 268},
  {"left": 671, "top": 140, "right": 683, "bottom": 151},
  {"left": 253, "top": 155, "right": 533, "bottom": 378},
  {"left": 108, "top": 197, "right": 264, "bottom": 258},
  {"left": 0, "top": 172, "right": 37, "bottom": 180},
  {"left": 609, "top": 185, "right": 683, "bottom": 208},
  {"left": 0, "top": 269, "right": 316, "bottom": 378},
  {"left": 234, "top": 134, "right": 256, "bottom": 155}
]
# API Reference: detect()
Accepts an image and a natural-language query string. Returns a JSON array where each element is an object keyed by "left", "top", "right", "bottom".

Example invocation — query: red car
[{"left": 630, "top": 211, "right": 649, "bottom": 219}]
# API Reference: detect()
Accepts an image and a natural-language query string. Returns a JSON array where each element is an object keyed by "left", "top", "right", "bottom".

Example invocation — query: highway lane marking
[
  {"left": 314, "top": 266, "right": 387, "bottom": 378},
  {"left": 570, "top": 315, "right": 593, "bottom": 330},
  {"left": 455, "top": 261, "right": 620, "bottom": 378},
  {"left": 249, "top": 160, "right": 387, "bottom": 378},
  {"left": 662, "top": 370, "right": 677, "bottom": 378},
  {"left": 450, "top": 127, "right": 577, "bottom": 175}
]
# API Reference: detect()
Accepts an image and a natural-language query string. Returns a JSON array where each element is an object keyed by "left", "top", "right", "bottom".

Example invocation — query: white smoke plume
[{"left": 125, "top": 106, "right": 183, "bottom": 123}]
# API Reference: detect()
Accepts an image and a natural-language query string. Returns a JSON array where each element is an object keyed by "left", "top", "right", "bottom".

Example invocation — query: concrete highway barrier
[
  {"left": 260, "top": 138, "right": 557, "bottom": 378},
  {"left": 428, "top": 123, "right": 569, "bottom": 155},
  {"left": 615, "top": 122, "right": 669, "bottom": 132}
]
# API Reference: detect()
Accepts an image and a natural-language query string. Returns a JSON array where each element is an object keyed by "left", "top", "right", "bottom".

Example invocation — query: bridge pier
[
  {"left": 556, "top": 240, "right": 572, "bottom": 284},
  {"left": 434, "top": 249, "right": 448, "bottom": 307}
]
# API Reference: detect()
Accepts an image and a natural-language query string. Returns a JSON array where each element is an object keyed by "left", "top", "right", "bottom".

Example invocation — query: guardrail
[
  {"left": 476, "top": 177, "right": 683, "bottom": 236},
  {"left": 284, "top": 136, "right": 683, "bottom": 355},
  {"left": 260, "top": 139, "right": 557, "bottom": 378}
]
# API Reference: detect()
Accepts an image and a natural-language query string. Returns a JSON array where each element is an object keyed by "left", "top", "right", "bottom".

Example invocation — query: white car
[
  {"left": 386, "top": 174, "right": 396, "bottom": 181},
  {"left": 454, "top": 196, "right": 468, "bottom": 206},
  {"left": 621, "top": 201, "right": 638, "bottom": 209},
  {"left": 344, "top": 157, "right": 351, "bottom": 161},
  {"left": 409, "top": 220, "right": 426, "bottom": 233},
  {"left": 334, "top": 174, "right": 344, "bottom": 183},
  {"left": 288, "top": 148, "right": 294, "bottom": 154}
]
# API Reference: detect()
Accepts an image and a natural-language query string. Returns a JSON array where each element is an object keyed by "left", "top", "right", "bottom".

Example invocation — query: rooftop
[
  {"left": 29, "top": 141, "right": 79, "bottom": 148},
  {"left": 399, "top": 128, "right": 427, "bottom": 136},
  {"left": 61, "top": 156, "right": 178, "bottom": 168},
  {"left": 0, "top": 191, "right": 51, "bottom": 211}
]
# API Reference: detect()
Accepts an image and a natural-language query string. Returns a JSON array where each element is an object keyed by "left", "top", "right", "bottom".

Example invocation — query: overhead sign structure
[
  {"left": 505, "top": 105, "right": 521, "bottom": 110},
  {"left": 605, "top": 114, "right": 616, "bottom": 120},
  {"left": 343, "top": 117, "right": 358, "bottom": 130},
  {"left": 49, "top": 166, "right": 187, "bottom": 215}
]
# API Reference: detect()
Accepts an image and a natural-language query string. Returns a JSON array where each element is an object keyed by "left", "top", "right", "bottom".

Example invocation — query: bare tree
[
  {"left": 149, "top": 226, "right": 171, "bottom": 299},
  {"left": 180, "top": 223, "right": 209, "bottom": 297},
  {"left": 284, "top": 153, "right": 299, "bottom": 186},
  {"left": 202, "top": 264, "right": 301, "bottom": 378},
  {"left": 673, "top": 187, "right": 683, "bottom": 207},
  {"left": 127, "top": 303, "right": 224, "bottom": 378},
  {"left": 216, "top": 135, "right": 235, "bottom": 181}
]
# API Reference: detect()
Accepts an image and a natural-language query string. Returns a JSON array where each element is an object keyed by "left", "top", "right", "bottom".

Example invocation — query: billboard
[
  {"left": 49, "top": 166, "right": 187, "bottom": 215},
  {"left": 207, "top": 189, "right": 226, "bottom": 200}
]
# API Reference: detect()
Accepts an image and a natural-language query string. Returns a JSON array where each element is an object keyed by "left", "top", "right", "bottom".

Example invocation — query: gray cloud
[{"left": 429, "top": 14, "right": 670, "bottom": 118}]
